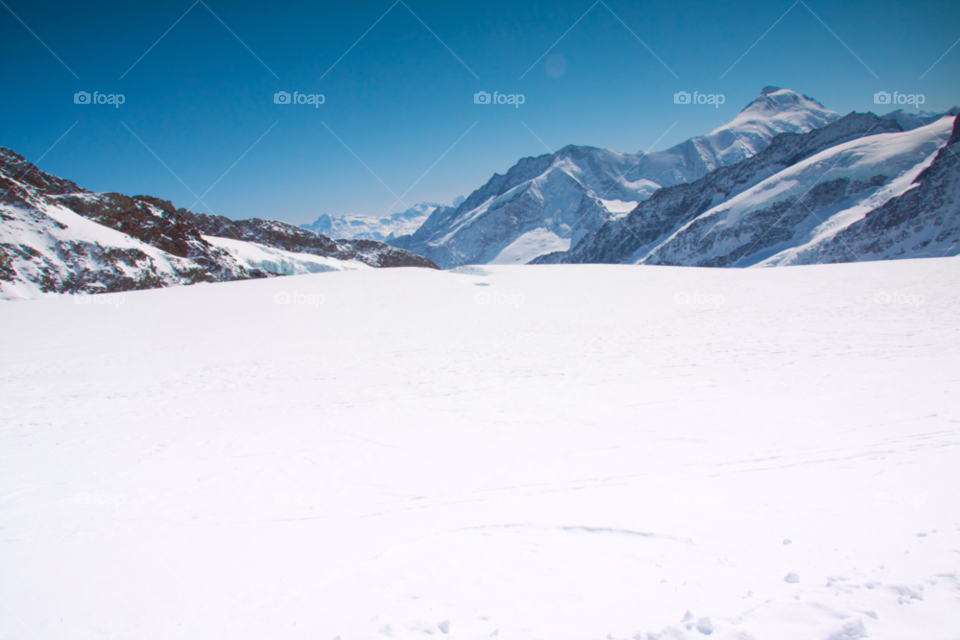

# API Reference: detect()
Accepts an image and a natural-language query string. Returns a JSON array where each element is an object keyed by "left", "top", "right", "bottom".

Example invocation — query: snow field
[{"left": 1, "top": 260, "right": 958, "bottom": 639}]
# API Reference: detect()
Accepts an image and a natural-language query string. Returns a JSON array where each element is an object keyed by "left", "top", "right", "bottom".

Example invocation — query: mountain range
[
  {"left": 301, "top": 200, "right": 462, "bottom": 242},
  {"left": 534, "top": 110, "right": 959, "bottom": 266},
  {"left": 388, "top": 87, "right": 843, "bottom": 268},
  {"left": 0, "top": 148, "right": 437, "bottom": 300},
  {"left": 2, "top": 87, "right": 958, "bottom": 300},
  {"left": 378, "top": 88, "right": 957, "bottom": 270}
]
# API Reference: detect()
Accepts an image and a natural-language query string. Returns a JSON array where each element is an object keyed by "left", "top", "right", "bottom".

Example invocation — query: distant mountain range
[
  {"left": 880, "top": 106, "right": 959, "bottom": 132},
  {"left": 301, "top": 199, "right": 462, "bottom": 242},
  {"left": 0, "top": 149, "right": 437, "bottom": 300},
  {"left": 388, "top": 87, "right": 845, "bottom": 268},
  {"left": 3, "top": 87, "right": 957, "bottom": 300},
  {"left": 364, "top": 89, "right": 958, "bottom": 270}
]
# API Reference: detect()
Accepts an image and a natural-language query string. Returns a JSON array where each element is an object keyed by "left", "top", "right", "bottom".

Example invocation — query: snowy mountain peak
[
  {"left": 741, "top": 87, "right": 829, "bottom": 115},
  {"left": 718, "top": 88, "right": 838, "bottom": 135},
  {"left": 392, "top": 88, "right": 846, "bottom": 267}
]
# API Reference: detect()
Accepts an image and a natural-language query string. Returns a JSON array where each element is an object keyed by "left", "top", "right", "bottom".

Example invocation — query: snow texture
[{"left": 1, "top": 259, "right": 958, "bottom": 639}]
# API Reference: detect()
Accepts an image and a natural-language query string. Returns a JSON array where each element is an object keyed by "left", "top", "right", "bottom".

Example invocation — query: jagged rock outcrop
[{"left": 0, "top": 146, "right": 437, "bottom": 299}]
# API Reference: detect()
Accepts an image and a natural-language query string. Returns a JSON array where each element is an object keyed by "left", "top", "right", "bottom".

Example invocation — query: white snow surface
[
  {"left": 599, "top": 198, "right": 641, "bottom": 215},
  {"left": 2, "top": 260, "right": 959, "bottom": 639},
  {"left": 202, "top": 235, "right": 369, "bottom": 275},
  {"left": 489, "top": 228, "right": 571, "bottom": 265}
]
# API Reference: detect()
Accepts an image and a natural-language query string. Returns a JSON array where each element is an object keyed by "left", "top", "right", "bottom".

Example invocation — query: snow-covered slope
[
  {"left": 202, "top": 235, "right": 370, "bottom": 275},
  {"left": 534, "top": 112, "right": 903, "bottom": 265},
  {"left": 647, "top": 115, "right": 958, "bottom": 267},
  {"left": 303, "top": 202, "right": 457, "bottom": 241},
  {"left": 391, "top": 88, "right": 839, "bottom": 267},
  {"left": 0, "top": 146, "right": 437, "bottom": 300},
  {"left": 790, "top": 113, "right": 960, "bottom": 264},
  {"left": 537, "top": 113, "right": 959, "bottom": 267},
  {"left": 881, "top": 106, "right": 959, "bottom": 131},
  {"left": 0, "top": 191, "right": 210, "bottom": 300},
  {"left": 2, "top": 260, "right": 958, "bottom": 639}
]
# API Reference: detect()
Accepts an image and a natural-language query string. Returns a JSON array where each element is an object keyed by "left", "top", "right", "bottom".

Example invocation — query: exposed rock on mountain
[
  {"left": 0, "top": 146, "right": 437, "bottom": 300},
  {"left": 390, "top": 88, "right": 840, "bottom": 267},
  {"left": 534, "top": 112, "right": 959, "bottom": 267},
  {"left": 790, "top": 113, "right": 960, "bottom": 264}
]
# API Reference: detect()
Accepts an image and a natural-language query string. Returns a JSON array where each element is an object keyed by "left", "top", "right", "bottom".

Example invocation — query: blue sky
[{"left": 2, "top": 0, "right": 958, "bottom": 225}]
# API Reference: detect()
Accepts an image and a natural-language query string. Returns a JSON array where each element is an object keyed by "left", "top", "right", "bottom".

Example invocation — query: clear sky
[{"left": 2, "top": 0, "right": 958, "bottom": 225}]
